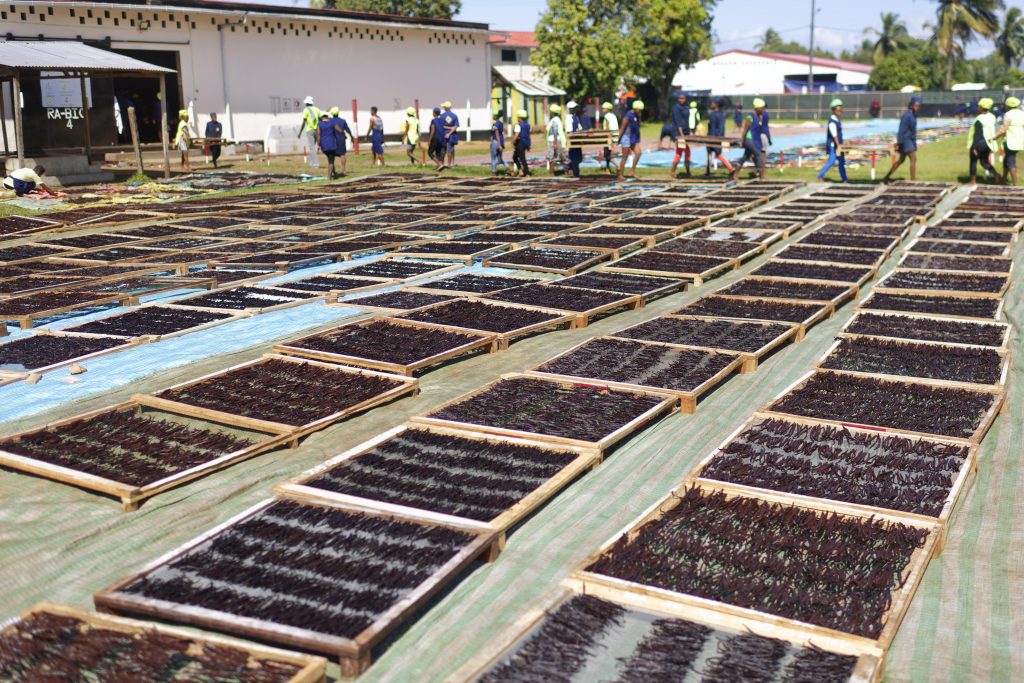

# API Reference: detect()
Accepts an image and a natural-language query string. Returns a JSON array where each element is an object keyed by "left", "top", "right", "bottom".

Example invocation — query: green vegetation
[
  {"left": 308, "top": 0, "right": 460, "bottom": 19},
  {"left": 935, "top": 0, "right": 1002, "bottom": 88}
]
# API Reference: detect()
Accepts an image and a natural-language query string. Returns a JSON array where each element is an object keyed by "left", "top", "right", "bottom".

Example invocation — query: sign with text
[{"left": 40, "top": 73, "right": 91, "bottom": 109}]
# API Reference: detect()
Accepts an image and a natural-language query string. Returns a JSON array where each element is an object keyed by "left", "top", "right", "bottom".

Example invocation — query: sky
[{"left": 241, "top": 0, "right": 1020, "bottom": 60}]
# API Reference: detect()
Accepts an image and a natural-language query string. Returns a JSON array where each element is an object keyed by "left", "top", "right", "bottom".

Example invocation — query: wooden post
[
  {"left": 79, "top": 75, "right": 92, "bottom": 160},
  {"left": 12, "top": 72, "right": 24, "bottom": 168},
  {"left": 127, "top": 106, "right": 144, "bottom": 174},
  {"left": 351, "top": 98, "right": 359, "bottom": 154},
  {"left": 0, "top": 80, "right": 9, "bottom": 159},
  {"left": 158, "top": 74, "right": 171, "bottom": 178}
]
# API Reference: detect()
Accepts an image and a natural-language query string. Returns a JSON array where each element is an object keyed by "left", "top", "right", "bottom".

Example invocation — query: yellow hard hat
[
  {"left": 517, "top": 109, "right": 528, "bottom": 118},
  {"left": 1007, "top": 97, "right": 1021, "bottom": 109},
  {"left": 549, "top": 103, "right": 561, "bottom": 114},
  {"left": 830, "top": 98, "right": 843, "bottom": 109},
  {"left": 602, "top": 102, "right": 614, "bottom": 110},
  {"left": 442, "top": 101, "right": 452, "bottom": 108},
  {"left": 178, "top": 109, "right": 188, "bottom": 118},
  {"left": 978, "top": 97, "right": 994, "bottom": 110},
  {"left": 407, "top": 107, "right": 416, "bottom": 116},
  {"left": 753, "top": 97, "right": 766, "bottom": 109},
  {"left": 330, "top": 106, "right": 340, "bottom": 116},
  {"left": 689, "top": 101, "right": 698, "bottom": 108},
  {"left": 632, "top": 100, "right": 645, "bottom": 110}
]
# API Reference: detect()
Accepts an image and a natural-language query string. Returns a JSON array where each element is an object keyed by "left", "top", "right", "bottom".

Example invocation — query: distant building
[
  {"left": 1, "top": 0, "right": 491, "bottom": 156},
  {"left": 490, "top": 31, "right": 564, "bottom": 126},
  {"left": 675, "top": 50, "right": 872, "bottom": 95}
]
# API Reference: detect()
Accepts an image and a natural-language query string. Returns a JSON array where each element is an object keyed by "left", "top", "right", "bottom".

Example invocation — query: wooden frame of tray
[
  {"left": 276, "top": 423, "right": 600, "bottom": 543},
  {"left": 133, "top": 353, "right": 419, "bottom": 438},
  {"left": 482, "top": 246, "right": 615, "bottom": 276},
  {"left": 905, "top": 237, "right": 1012, "bottom": 258},
  {"left": 840, "top": 310, "right": 1012, "bottom": 350},
  {"left": 659, "top": 238, "right": 767, "bottom": 264},
  {"left": 0, "top": 329, "right": 144, "bottom": 383},
  {"left": 273, "top": 316, "right": 498, "bottom": 375},
  {"left": 536, "top": 235, "right": 649, "bottom": 259},
  {"left": 773, "top": 244, "right": 887, "bottom": 270},
  {"left": 335, "top": 258, "right": 463, "bottom": 283},
  {"left": 715, "top": 276, "right": 859, "bottom": 308},
  {"left": 0, "top": 399, "right": 295, "bottom": 511},
  {"left": 328, "top": 291, "right": 458, "bottom": 315},
  {"left": 895, "top": 252, "right": 1014, "bottom": 277},
  {"left": 873, "top": 269, "right": 1011, "bottom": 299},
  {"left": 602, "top": 254, "right": 737, "bottom": 286},
  {"left": 409, "top": 372, "right": 678, "bottom": 452},
  {"left": 452, "top": 584, "right": 884, "bottom": 683},
  {"left": 759, "top": 369, "right": 1005, "bottom": 445},
  {"left": 3, "top": 602, "right": 327, "bottom": 682},
  {"left": 63, "top": 304, "right": 249, "bottom": 341},
  {"left": 688, "top": 413, "right": 979, "bottom": 553},
  {"left": 477, "top": 288, "right": 642, "bottom": 328},
  {"left": 566, "top": 272, "right": 688, "bottom": 303},
  {"left": 856, "top": 292, "right": 1005, "bottom": 323},
  {"left": 164, "top": 288, "right": 325, "bottom": 315},
  {"left": 569, "top": 480, "right": 940, "bottom": 653},
  {"left": 576, "top": 224, "right": 676, "bottom": 244},
  {"left": 681, "top": 225, "right": 785, "bottom": 246},
  {"left": 405, "top": 275, "right": 542, "bottom": 297},
  {"left": 1, "top": 291, "right": 136, "bottom": 329},
  {"left": 396, "top": 301, "right": 577, "bottom": 350},
  {"left": 710, "top": 217, "right": 803, "bottom": 237},
  {"left": 392, "top": 242, "right": 511, "bottom": 265},
  {"left": 525, "top": 336, "right": 742, "bottom": 413},
  {"left": 94, "top": 495, "right": 500, "bottom": 677},
  {"left": 672, "top": 297, "right": 833, "bottom": 342},
  {"left": 614, "top": 314, "right": 801, "bottom": 374}
]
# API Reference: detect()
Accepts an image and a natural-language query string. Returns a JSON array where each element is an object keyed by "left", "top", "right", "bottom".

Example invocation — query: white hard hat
[
  {"left": 303, "top": 96, "right": 314, "bottom": 105},
  {"left": 566, "top": 100, "right": 578, "bottom": 109}
]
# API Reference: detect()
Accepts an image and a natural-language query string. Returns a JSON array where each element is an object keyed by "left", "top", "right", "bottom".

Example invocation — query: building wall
[
  {"left": 1, "top": 1, "right": 491, "bottom": 153},
  {"left": 675, "top": 53, "right": 870, "bottom": 95}
]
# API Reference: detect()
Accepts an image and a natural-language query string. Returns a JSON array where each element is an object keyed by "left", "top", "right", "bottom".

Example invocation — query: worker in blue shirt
[
  {"left": 490, "top": 111, "right": 507, "bottom": 175},
  {"left": 617, "top": 100, "right": 644, "bottom": 179},
  {"left": 366, "top": 106, "right": 385, "bottom": 167},
  {"left": 328, "top": 106, "right": 355, "bottom": 176},
  {"left": 883, "top": 97, "right": 921, "bottom": 182},
  {"left": 733, "top": 104, "right": 743, "bottom": 129},
  {"left": 427, "top": 107, "right": 444, "bottom": 170},
  {"left": 818, "top": 98, "right": 847, "bottom": 182},
  {"left": 440, "top": 101, "right": 459, "bottom": 168},
  {"left": 512, "top": 109, "right": 532, "bottom": 177},
  {"left": 669, "top": 93, "right": 691, "bottom": 177},
  {"left": 705, "top": 98, "right": 734, "bottom": 176},
  {"left": 566, "top": 101, "right": 584, "bottom": 178},
  {"left": 730, "top": 98, "right": 771, "bottom": 181}
]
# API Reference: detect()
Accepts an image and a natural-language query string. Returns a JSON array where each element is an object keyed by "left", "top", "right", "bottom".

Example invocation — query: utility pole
[{"left": 808, "top": 0, "right": 816, "bottom": 92}]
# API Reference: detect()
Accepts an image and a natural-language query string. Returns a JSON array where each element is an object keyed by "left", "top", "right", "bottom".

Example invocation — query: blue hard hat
[
  {"left": 909, "top": 97, "right": 922, "bottom": 105},
  {"left": 432, "top": 107, "right": 441, "bottom": 114}
]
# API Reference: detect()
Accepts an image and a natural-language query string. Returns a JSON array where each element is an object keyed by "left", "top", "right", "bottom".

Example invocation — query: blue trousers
[
  {"left": 490, "top": 140, "right": 507, "bottom": 172},
  {"left": 568, "top": 148, "right": 583, "bottom": 177},
  {"left": 819, "top": 149, "right": 847, "bottom": 181}
]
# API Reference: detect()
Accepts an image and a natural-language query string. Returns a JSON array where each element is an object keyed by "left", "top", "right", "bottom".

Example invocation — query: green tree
[
  {"left": 309, "top": 0, "right": 461, "bottom": 19},
  {"left": 995, "top": 7, "right": 1024, "bottom": 67},
  {"left": 636, "top": 0, "right": 715, "bottom": 116},
  {"left": 865, "top": 12, "right": 909, "bottom": 62},
  {"left": 754, "top": 27, "right": 835, "bottom": 57},
  {"left": 868, "top": 38, "right": 947, "bottom": 90},
  {"left": 934, "top": 0, "right": 1004, "bottom": 88},
  {"left": 532, "top": 0, "right": 644, "bottom": 102},
  {"left": 840, "top": 39, "right": 876, "bottom": 65}
]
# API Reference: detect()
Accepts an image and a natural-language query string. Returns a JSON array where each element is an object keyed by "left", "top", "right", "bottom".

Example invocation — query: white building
[
  {"left": 675, "top": 50, "right": 872, "bottom": 95},
  {"left": 0, "top": 0, "right": 491, "bottom": 156}
]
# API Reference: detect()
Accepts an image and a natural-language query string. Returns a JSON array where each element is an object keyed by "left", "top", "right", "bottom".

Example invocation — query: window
[{"left": 501, "top": 49, "right": 517, "bottom": 63}]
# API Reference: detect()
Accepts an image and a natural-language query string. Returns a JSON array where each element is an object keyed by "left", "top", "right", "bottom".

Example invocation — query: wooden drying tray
[
  {"left": 0, "top": 292, "right": 136, "bottom": 330},
  {"left": 276, "top": 423, "right": 600, "bottom": 543},
  {"left": 670, "top": 299, "right": 833, "bottom": 342},
  {"left": 758, "top": 369, "right": 1005, "bottom": 446},
  {"left": 536, "top": 235, "right": 649, "bottom": 259},
  {"left": 0, "top": 399, "right": 295, "bottom": 511},
  {"left": 94, "top": 495, "right": 500, "bottom": 677},
  {"left": 208, "top": 252, "right": 342, "bottom": 272},
  {"left": 795, "top": 235, "right": 900, "bottom": 262},
  {"left": 682, "top": 225, "right": 785, "bottom": 247},
  {"left": 677, "top": 134, "right": 743, "bottom": 149},
  {"left": 815, "top": 337, "right": 1012, "bottom": 392},
  {"left": 905, "top": 237, "right": 1012, "bottom": 258},
  {"left": 150, "top": 270, "right": 274, "bottom": 290},
  {"left": 395, "top": 300, "right": 576, "bottom": 350},
  {"left": 770, "top": 252, "right": 884, "bottom": 279},
  {"left": 602, "top": 254, "right": 737, "bottom": 287},
  {"left": 525, "top": 336, "right": 742, "bottom": 413},
  {"left": 615, "top": 314, "right": 800, "bottom": 374},
  {"left": 575, "top": 272, "right": 688, "bottom": 304},
  {"left": 328, "top": 291, "right": 457, "bottom": 315},
  {"left": 392, "top": 242, "right": 512, "bottom": 265},
  {"left": 0, "top": 244, "right": 79, "bottom": 266},
  {"left": 271, "top": 274, "right": 394, "bottom": 298},
  {"left": 567, "top": 129, "right": 613, "bottom": 149},
  {"left": 4, "top": 603, "right": 326, "bottom": 682},
  {"left": 335, "top": 259, "right": 463, "bottom": 283},
  {"left": 715, "top": 277, "right": 860, "bottom": 309},
  {"left": 895, "top": 252, "right": 1014, "bottom": 276},
  {"left": 0, "top": 329, "right": 144, "bottom": 384},
  {"left": 575, "top": 224, "right": 676, "bottom": 245},
  {"left": 405, "top": 275, "right": 542, "bottom": 297},
  {"left": 409, "top": 372, "right": 678, "bottom": 453},
  {"left": 856, "top": 293, "right": 1006, "bottom": 323},
  {"left": 569, "top": 480, "right": 941, "bottom": 655},
  {"left": 664, "top": 239, "right": 767, "bottom": 265},
  {"left": 873, "top": 269, "right": 1011, "bottom": 299},
  {"left": 688, "top": 413, "right": 979, "bottom": 554},
  {"left": 64, "top": 303, "right": 250, "bottom": 342},
  {"left": 453, "top": 584, "right": 883, "bottom": 683},
  {"left": 273, "top": 316, "right": 498, "bottom": 376},
  {"left": 387, "top": 222, "right": 490, "bottom": 239},
  {"left": 133, "top": 353, "right": 419, "bottom": 439},
  {"left": 840, "top": 310, "right": 1012, "bottom": 351},
  {"left": 482, "top": 247, "right": 615, "bottom": 276},
  {"left": 166, "top": 285, "right": 325, "bottom": 315},
  {"left": 476, "top": 288, "right": 643, "bottom": 329}
]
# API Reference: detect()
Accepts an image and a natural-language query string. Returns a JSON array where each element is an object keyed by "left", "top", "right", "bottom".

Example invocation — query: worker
[
  {"left": 617, "top": 100, "right": 644, "bottom": 179},
  {"left": 601, "top": 102, "right": 618, "bottom": 175},
  {"left": 204, "top": 113, "right": 223, "bottom": 168},
  {"left": 566, "top": 101, "right": 584, "bottom": 178},
  {"left": 173, "top": 109, "right": 194, "bottom": 173},
  {"left": 401, "top": 107, "right": 421, "bottom": 166},
  {"left": 490, "top": 111, "right": 508, "bottom": 176},
  {"left": 705, "top": 98, "right": 734, "bottom": 176},
  {"left": 427, "top": 107, "right": 444, "bottom": 171},
  {"left": 733, "top": 103, "right": 743, "bottom": 129},
  {"left": 315, "top": 112, "right": 345, "bottom": 180},
  {"left": 669, "top": 93, "right": 691, "bottom": 177},
  {"left": 546, "top": 103, "right": 567, "bottom": 175},
  {"left": 512, "top": 109, "right": 532, "bottom": 177},
  {"left": 3, "top": 165, "right": 57, "bottom": 197},
  {"left": 298, "top": 96, "right": 321, "bottom": 168},
  {"left": 883, "top": 97, "right": 921, "bottom": 183},
  {"left": 995, "top": 96, "right": 1023, "bottom": 185},
  {"left": 366, "top": 106, "right": 385, "bottom": 167},
  {"left": 730, "top": 98, "right": 770, "bottom": 181},
  {"left": 818, "top": 98, "right": 848, "bottom": 183},
  {"left": 328, "top": 106, "right": 355, "bottom": 176},
  {"left": 967, "top": 97, "right": 1000, "bottom": 185},
  {"left": 440, "top": 101, "right": 459, "bottom": 168}
]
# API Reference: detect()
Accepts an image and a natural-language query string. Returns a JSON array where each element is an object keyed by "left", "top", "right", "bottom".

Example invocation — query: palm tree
[
  {"left": 866, "top": 12, "right": 909, "bottom": 63},
  {"left": 935, "top": 0, "right": 1004, "bottom": 88},
  {"left": 996, "top": 7, "right": 1024, "bottom": 67}
]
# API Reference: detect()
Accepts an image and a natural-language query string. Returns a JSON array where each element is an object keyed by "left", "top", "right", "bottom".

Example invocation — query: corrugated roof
[
  {"left": 714, "top": 49, "right": 873, "bottom": 74},
  {"left": 0, "top": 41, "right": 174, "bottom": 73},
  {"left": 493, "top": 65, "right": 565, "bottom": 96},
  {"left": 490, "top": 31, "right": 538, "bottom": 48}
]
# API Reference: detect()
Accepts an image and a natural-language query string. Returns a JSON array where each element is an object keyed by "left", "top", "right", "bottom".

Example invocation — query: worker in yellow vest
[
  {"left": 298, "top": 96, "right": 321, "bottom": 168},
  {"left": 401, "top": 107, "right": 422, "bottom": 165},
  {"left": 172, "top": 109, "right": 195, "bottom": 173}
]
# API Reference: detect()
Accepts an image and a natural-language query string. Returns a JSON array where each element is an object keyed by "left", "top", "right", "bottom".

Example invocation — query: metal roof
[
  {"left": 493, "top": 65, "right": 566, "bottom": 97},
  {"left": 0, "top": 41, "right": 174, "bottom": 73}
]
